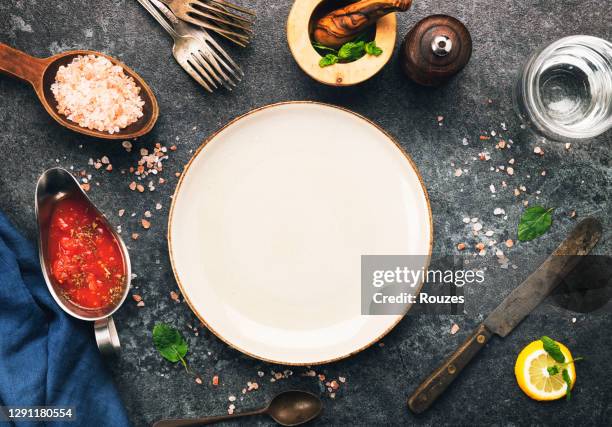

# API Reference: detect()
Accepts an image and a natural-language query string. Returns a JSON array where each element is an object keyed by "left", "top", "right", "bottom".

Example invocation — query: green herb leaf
[
  {"left": 319, "top": 53, "right": 339, "bottom": 67},
  {"left": 338, "top": 41, "right": 366, "bottom": 61},
  {"left": 518, "top": 206, "right": 554, "bottom": 241},
  {"left": 541, "top": 336, "right": 566, "bottom": 363},
  {"left": 562, "top": 368, "right": 572, "bottom": 400},
  {"left": 547, "top": 365, "right": 560, "bottom": 376},
  {"left": 312, "top": 42, "right": 338, "bottom": 54},
  {"left": 365, "top": 41, "right": 383, "bottom": 56},
  {"left": 153, "top": 323, "right": 189, "bottom": 370}
]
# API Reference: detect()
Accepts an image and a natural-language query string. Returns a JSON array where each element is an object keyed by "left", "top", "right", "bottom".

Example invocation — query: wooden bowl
[{"left": 287, "top": 0, "right": 397, "bottom": 86}]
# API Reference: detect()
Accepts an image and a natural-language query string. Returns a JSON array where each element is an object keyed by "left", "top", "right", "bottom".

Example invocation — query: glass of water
[{"left": 514, "top": 35, "right": 612, "bottom": 141}]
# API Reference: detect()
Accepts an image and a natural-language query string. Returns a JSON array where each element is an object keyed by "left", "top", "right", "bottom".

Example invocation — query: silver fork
[
  {"left": 152, "top": 0, "right": 244, "bottom": 86},
  {"left": 137, "top": 0, "right": 242, "bottom": 92}
]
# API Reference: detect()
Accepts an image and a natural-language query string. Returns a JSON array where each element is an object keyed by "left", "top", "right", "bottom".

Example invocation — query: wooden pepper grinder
[{"left": 400, "top": 15, "right": 472, "bottom": 86}]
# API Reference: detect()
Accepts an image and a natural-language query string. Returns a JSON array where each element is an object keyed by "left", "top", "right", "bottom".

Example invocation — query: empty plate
[{"left": 169, "top": 102, "right": 432, "bottom": 365}]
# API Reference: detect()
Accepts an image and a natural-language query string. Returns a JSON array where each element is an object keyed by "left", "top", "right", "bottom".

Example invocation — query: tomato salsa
[{"left": 48, "top": 197, "right": 125, "bottom": 310}]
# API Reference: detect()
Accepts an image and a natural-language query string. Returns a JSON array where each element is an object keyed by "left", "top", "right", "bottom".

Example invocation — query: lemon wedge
[{"left": 514, "top": 339, "right": 576, "bottom": 401}]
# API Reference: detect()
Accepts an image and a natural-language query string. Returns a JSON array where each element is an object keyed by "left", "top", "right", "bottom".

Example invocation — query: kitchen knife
[{"left": 407, "top": 217, "right": 602, "bottom": 413}]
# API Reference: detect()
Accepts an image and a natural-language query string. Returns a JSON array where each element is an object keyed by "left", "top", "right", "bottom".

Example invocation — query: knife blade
[{"left": 408, "top": 217, "right": 602, "bottom": 414}]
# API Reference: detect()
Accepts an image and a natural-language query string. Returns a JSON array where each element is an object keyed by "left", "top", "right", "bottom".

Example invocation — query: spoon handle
[
  {"left": 0, "top": 42, "right": 47, "bottom": 85},
  {"left": 152, "top": 408, "right": 265, "bottom": 427}
]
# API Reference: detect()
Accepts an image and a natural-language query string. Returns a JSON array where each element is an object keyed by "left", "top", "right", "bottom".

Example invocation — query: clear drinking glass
[{"left": 514, "top": 35, "right": 612, "bottom": 141}]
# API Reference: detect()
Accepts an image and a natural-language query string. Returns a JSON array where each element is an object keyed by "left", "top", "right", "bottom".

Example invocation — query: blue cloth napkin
[{"left": 0, "top": 211, "right": 130, "bottom": 427}]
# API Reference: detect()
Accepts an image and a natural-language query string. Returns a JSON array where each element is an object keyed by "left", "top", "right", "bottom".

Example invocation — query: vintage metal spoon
[
  {"left": 35, "top": 168, "right": 132, "bottom": 355},
  {"left": 0, "top": 42, "right": 158, "bottom": 140},
  {"left": 153, "top": 390, "right": 323, "bottom": 426}
]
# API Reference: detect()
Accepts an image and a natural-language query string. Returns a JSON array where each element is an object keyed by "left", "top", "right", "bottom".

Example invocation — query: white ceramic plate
[{"left": 169, "top": 102, "right": 432, "bottom": 365}]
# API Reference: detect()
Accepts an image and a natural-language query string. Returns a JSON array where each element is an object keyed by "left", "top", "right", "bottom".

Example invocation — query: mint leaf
[
  {"left": 547, "top": 365, "right": 560, "bottom": 376},
  {"left": 319, "top": 54, "right": 338, "bottom": 67},
  {"left": 153, "top": 323, "right": 189, "bottom": 370},
  {"left": 518, "top": 206, "right": 554, "bottom": 241},
  {"left": 562, "top": 369, "right": 572, "bottom": 400},
  {"left": 541, "top": 336, "right": 565, "bottom": 363},
  {"left": 365, "top": 41, "right": 383, "bottom": 56},
  {"left": 312, "top": 42, "right": 338, "bottom": 55},
  {"left": 338, "top": 41, "right": 366, "bottom": 61}
]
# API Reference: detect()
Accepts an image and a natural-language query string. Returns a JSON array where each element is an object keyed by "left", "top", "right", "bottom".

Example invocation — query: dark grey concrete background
[{"left": 1, "top": 1, "right": 611, "bottom": 426}]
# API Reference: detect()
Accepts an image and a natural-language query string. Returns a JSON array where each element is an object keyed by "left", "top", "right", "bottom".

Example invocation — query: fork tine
[
  {"left": 197, "top": 49, "right": 237, "bottom": 87},
  {"left": 208, "top": 0, "right": 255, "bottom": 16},
  {"left": 204, "top": 36, "right": 244, "bottom": 77},
  {"left": 182, "top": 15, "right": 250, "bottom": 46},
  {"left": 191, "top": 0, "right": 254, "bottom": 26},
  {"left": 176, "top": 57, "right": 213, "bottom": 92},
  {"left": 185, "top": 28, "right": 243, "bottom": 81},
  {"left": 188, "top": 54, "right": 219, "bottom": 89},
  {"left": 207, "top": 11, "right": 253, "bottom": 34},
  {"left": 207, "top": 46, "right": 242, "bottom": 82},
  {"left": 205, "top": 50, "right": 240, "bottom": 85},
  {"left": 187, "top": 8, "right": 252, "bottom": 37},
  {"left": 205, "top": 8, "right": 253, "bottom": 35},
  {"left": 191, "top": 51, "right": 225, "bottom": 87}
]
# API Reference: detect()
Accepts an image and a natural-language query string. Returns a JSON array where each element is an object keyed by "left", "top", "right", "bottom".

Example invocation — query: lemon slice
[{"left": 515, "top": 339, "right": 576, "bottom": 401}]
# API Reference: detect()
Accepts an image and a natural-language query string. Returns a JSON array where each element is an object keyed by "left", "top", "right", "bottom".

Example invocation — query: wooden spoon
[{"left": 0, "top": 42, "right": 159, "bottom": 140}]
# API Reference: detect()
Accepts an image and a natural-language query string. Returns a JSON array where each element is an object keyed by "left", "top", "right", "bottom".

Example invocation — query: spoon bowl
[
  {"left": 0, "top": 42, "right": 158, "bottom": 140},
  {"left": 267, "top": 390, "right": 323, "bottom": 426}
]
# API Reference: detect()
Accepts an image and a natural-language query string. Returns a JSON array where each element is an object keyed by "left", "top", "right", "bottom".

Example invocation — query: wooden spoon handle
[
  {"left": 407, "top": 323, "right": 493, "bottom": 413},
  {"left": 0, "top": 42, "right": 47, "bottom": 84}
]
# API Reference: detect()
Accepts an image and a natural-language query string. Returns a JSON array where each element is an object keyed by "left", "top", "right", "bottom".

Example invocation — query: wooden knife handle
[{"left": 408, "top": 323, "right": 493, "bottom": 413}]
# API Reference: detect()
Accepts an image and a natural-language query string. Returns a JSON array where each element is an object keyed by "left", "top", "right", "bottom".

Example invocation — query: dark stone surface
[{"left": 1, "top": 1, "right": 611, "bottom": 426}]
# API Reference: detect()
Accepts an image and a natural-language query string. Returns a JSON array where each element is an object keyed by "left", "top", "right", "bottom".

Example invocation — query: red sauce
[{"left": 48, "top": 197, "right": 125, "bottom": 310}]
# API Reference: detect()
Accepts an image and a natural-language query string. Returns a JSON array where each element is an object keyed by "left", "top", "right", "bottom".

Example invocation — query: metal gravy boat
[{"left": 35, "top": 167, "right": 131, "bottom": 355}]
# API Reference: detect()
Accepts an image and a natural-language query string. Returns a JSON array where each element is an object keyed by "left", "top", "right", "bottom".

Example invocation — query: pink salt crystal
[{"left": 50, "top": 55, "right": 144, "bottom": 134}]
